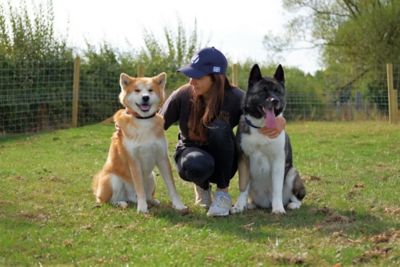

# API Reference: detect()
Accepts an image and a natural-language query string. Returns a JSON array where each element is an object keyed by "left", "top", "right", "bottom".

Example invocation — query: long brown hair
[{"left": 188, "top": 74, "right": 232, "bottom": 143}]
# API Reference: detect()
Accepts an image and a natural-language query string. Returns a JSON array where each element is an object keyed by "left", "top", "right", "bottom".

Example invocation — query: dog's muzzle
[
  {"left": 265, "top": 97, "right": 279, "bottom": 109},
  {"left": 137, "top": 95, "right": 151, "bottom": 112}
]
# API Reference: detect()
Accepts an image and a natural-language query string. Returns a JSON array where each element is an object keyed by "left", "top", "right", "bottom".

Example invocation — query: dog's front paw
[
  {"left": 272, "top": 200, "right": 286, "bottom": 214},
  {"left": 116, "top": 201, "right": 129, "bottom": 209},
  {"left": 230, "top": 193, "right": 248, "bottom": 214},
  {"left": 136, "top": 201, "right": 148, "bottom": 214},
  {"left": 230, "top": 199, "right": 247, "bottom": 214},
  {"left": 173, "top": 201, "right": 188, "bottom": 211},
  {"left": 230, "top": 204, "right": 245, "bottom": 214},
  {"left": 272, "top": 207, "right": 286, "bottom": 215}
]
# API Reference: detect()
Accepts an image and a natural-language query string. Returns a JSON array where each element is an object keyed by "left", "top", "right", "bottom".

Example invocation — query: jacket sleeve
[{"left": 159, "top": 89, "right": 180, "bottom": 130}]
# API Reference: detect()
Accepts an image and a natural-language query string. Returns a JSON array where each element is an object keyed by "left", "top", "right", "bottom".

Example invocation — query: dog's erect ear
[
  {"left": 153, "top": 72, "right": 167, "bottom": 89},
  {"left": 120, "top": 73, "right": 132, "bottom": 89},
  {"left": 274, "top": 64, "right": 285, "bottom": 84},
  {"left": 248, "top": 64, "right": 262, "bottom": 90}
]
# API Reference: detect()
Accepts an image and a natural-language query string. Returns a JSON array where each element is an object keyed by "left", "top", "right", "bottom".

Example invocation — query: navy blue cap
[{"left": 178, "top": 47, "right": 228, "bottom": 78}]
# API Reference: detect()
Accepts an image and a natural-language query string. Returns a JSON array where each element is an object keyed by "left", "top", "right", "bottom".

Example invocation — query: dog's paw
[
  {"left": 173, "top": 202, "right": 188, "bottom": 211},
  {"left": 117, "top": 201, "right": 129, "bottom": 209},
  {"left": 230, "top": 201, "right": 247, "bottom": 214},
  {"left": 247, "top": 203, "right": 256, "bottom": 210},
  {"left": 287, "top": 202, "right": 301, "bottom": 210},
  {"left": 148, "top": 199, "right": 160, "bottom": 207},
  {"left": 230, "top": 205, "right": 244, "bottom": 214},
  {"left": 136, "top": 201, "right": 149, "bottom": 214},
  {"left": 111, "top": 201, "right": 129, "bottom": 209},
  {"left": 271, "top": 208, "right": 286, "bottom": 215},
  {"left": 272, "top": 203, "right": 286, "bottom": 214}
]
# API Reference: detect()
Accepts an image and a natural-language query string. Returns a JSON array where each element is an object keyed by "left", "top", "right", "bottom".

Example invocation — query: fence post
[
  {"left": 231, "top": 63, "right": 238, "bottom": 86},
  {"left": 72, "top": 57, "right": 81, "bottom": 128},
  {"left": 386, "top": 63, "right": 398, "bottom": 123},
  {"left": 137, "top": 65, "right": 144, "bottom": 77}
]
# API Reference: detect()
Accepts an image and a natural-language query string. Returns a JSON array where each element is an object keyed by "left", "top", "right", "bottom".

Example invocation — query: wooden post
[
  {"left": 386, "top": 63, "right": 398, "bottom": 123},
  {"left": 231, "top": 63, "right": 238, "bottom": 86},
  {"left": 137, "top": 65, "right": 144, "bottom": 77},
  {"left": 72, "top": 57, "right": 80, "bottom": 128}
]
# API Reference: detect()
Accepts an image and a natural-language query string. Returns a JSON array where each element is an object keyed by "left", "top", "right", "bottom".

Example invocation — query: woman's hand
[
  {"left": 259, "top": 116, "right": 286, "bottom": 138},
  {"left": 115, "top": 122, "right": 121, "bottom": 132}
]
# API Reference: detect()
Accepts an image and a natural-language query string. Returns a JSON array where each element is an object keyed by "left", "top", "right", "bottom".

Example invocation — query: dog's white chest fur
[
  {"left": 123, "top": 121, "right": 167, "bottom": 176},
  {"left": 240, "top": 127, "right": 285, "bottom": 159},
  {"left": 240, "top": 128, "right": 286, "bottom": 208}
]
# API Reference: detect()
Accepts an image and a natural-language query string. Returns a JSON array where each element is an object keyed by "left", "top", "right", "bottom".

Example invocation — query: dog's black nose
[
  {"left": 271, "top": 98, "right": 279, "bottom": 105},
  {"left": 267, "top": 97, "right": 279, "bottom": 105},
  {"left": 142, "top": 95, "right": 150, "bottom": 102}
]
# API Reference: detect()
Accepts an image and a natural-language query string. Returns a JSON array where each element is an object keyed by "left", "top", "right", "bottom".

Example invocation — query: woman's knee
[{"left": 176, "top": 148, "right": 215, "bottom": 183}]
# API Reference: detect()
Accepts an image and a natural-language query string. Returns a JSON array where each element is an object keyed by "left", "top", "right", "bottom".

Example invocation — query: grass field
[{"left": 1, "top": 121, "right": 399, "bottom": 266}]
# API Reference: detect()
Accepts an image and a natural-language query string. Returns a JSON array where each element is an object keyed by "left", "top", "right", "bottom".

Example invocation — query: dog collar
[
  {"left": 135, "top": 113, "right": 157, "bottom": 119},
  {"left": 244, "top": 116, "right": 262, "bottom": 129}
]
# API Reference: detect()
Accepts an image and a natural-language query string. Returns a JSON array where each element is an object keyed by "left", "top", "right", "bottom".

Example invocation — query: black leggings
[{"left": 174, "top": 120, "right": 237, "bottom": 190}]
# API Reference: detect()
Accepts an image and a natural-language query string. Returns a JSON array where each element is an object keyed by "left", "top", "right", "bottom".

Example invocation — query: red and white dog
[{"left": 92, "top": 72, "right": 187, "bottom": 213}]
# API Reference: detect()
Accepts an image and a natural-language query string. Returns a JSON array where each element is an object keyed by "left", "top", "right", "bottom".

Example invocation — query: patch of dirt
[
  {"left": 18, "top": 211, "right": 49, "bottom": 222},
  {"left": 311, "top": 207, "right": 356, "bottom": 232},
  {"left": 383, "top": 207, "right": 400, "bottom": 215},
  {"left": 0, "top": 200, "right": 13, "bottom": 206},
  {"left": 271, "top": 253, "right": 306, "bottom": 265},
  {"left": 324, "top": 213, "right": 354, "bottom": 224},
  {"left": 303, "top": 175, "right": 321, "bottom": 182},
  {"left": 353, "top": 247, "right": 392, "bottom": 264},
  {"left": 241, "top": 222, "right": 255, "bottom": 232},
  {"left": 369, "top": 229, "right": 400, "bottom": 244},
  {"left": 310, "top": 206, "right": 355, "bottom": 224},
  {"left": 347, "top": 183, "right": 365, "bottom": 199},
  {"left": 310, "top": 207, "right": 332, "bottom": 215}
]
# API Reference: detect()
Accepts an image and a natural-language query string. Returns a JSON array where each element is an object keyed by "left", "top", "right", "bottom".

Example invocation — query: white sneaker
[
  {"left": 194, "top": 185, "right": 212, "bottom": 208},
  {"left": 207, "top": 191, "right": 232, "bottom": 217}
]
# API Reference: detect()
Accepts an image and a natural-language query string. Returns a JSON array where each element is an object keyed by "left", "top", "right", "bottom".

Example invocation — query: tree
[
  {"left": 137, "top": 19, "right": 203, "bottom": 92},
  {"left": 0, "top": 0, "right": 74, "bottom": 133},
  {"left": 264, "top": 0, "right": 400, "bottom": 69}
]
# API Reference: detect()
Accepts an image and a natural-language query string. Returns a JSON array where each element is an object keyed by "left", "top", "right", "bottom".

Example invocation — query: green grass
[{"left": 1, "top": 121, "right": 399, "bottom": 266}]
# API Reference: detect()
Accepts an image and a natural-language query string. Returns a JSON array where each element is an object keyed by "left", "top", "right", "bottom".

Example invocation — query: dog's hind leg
[
  {"left": 109, "top": 175, "right": 130, "bottom": 209},
  {"left": 124, "top": 180, "right": 137, "bottom": 204},
  {"left": 93, "top": 172, "right": 117, "bottom": 205},
  {"left": 284, "top": 168, "right": 304, "bottom": 210},
  {"left": 287, "top": 196, "right": 302, "bottom": 209}
]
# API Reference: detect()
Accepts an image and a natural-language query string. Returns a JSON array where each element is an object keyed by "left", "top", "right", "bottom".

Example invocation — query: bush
[{"left": 0, "top": 0, "right": 74, "bottom": 133}]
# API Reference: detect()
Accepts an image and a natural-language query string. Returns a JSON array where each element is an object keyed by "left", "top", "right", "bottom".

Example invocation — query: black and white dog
[{"left": 231, "top": 64, "right": 306, "bottom": 214}]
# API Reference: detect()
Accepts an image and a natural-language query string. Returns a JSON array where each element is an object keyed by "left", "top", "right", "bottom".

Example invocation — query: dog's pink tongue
[
  {"left": 265, "top": 109, "right": 277, "bottom": 129},
  {"left": 140, "top": 104, "right": 150, "bottom": 111}
]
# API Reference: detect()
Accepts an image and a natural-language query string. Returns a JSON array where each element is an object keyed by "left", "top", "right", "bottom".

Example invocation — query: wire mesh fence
[
  {"left": 0, "top": 60, "right": 74, "bottom": 134},
  {"left": 0, "top": 59, "right": 399, "bottom": 135}
]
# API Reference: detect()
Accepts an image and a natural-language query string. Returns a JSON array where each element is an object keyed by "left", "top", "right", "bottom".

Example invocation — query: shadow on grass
[{"left": 149, "top": 202, "right": 400, "bottom": 241}]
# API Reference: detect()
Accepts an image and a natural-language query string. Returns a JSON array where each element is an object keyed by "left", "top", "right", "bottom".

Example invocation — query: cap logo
[
  {"left": 213, "top": 66, "right": 221, "bottom": 73},
  {"left": 191, "top": 55, "right": 200, "bottom": 64}
]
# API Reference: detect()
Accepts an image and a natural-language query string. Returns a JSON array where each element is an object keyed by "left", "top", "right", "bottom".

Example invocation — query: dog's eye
[
  {"left": 135, "top": 89, "right": 140, "bottom": 93},
  {"left": 148, "top": 89, "right": 153, "bottom": 92}
]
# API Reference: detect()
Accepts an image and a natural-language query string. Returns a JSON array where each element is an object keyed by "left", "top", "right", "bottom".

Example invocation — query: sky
[{"left": 22, "top": 0, "right": 321, "bottom": 74}]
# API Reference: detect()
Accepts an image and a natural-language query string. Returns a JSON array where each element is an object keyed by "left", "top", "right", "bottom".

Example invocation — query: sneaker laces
[{"left": 211, "top": 191, "right": 232, "bottom": 209}]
